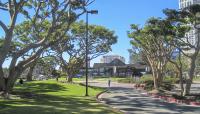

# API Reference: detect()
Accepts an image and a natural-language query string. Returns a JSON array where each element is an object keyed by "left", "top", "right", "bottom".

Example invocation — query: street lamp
[{"left": 85, "top": 10, "right": 98, "bottom": 96}]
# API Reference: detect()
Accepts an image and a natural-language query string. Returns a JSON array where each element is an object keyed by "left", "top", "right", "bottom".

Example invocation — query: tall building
[
  {"left": 128, "top": 49, "right": 141, "bottom": 64},
  {"left": 179, "top": 0, "right": 200, "bottom": 9},
  {"left": 128, "top": 49, "right": 134, "bottom": 64},
  {"left": 179, "top": 0, "right": 200, "bottom": 53},
  {"left": 100, "top": 55, "right": 125, "bottom": 63}
]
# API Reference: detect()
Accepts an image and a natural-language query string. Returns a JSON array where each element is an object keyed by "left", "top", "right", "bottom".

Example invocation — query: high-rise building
[
  {"left": 179, "top": 0, "right": 200, "bottom": 9},
  {"left": 128, "top": 49, "right": 134, "bottom": 64},
  {"left": 128, "top": 49, "right": 142, "bottom": 64},
  {"left": 179, "top": 0, "right": 200, "bottom": 53},
  {"left": 100, "top": 55, "right": 125, "bottom": 63}
]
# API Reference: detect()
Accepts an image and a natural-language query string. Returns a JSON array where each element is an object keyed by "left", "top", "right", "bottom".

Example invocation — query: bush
[
  {"left": 140, "top": 75, "right": 153, "bottom": 83},
  {"left": 139, "top": 75, "right": 175, "bottom": 91},
  {"left": 161, "top": 82, "right": 174, "bottom": 91},
  {"left": 164, "top": 76, "right": 179, "bottom": 84},
  {"left": 117, "top": 78, "right": 133, "bottom": 83},
  {"left": 172, "top": 94, "right": 186, "bottom": 100},
  {"left": 144, "top": 80, "right": 154, "bottom": 90}
]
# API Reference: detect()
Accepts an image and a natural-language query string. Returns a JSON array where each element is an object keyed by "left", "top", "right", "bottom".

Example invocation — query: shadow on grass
[
  {"left": 14, "top": 82, "right": 67, "bottom": 93},
  {"left": 0, "top": 94, "right": 117, "bottom": 114},
  {"left": 0, "top": 81, "right": 118, "bottom": 114},
  {"left": 79, "top": 83, "right": 107, "bottom": 90}
]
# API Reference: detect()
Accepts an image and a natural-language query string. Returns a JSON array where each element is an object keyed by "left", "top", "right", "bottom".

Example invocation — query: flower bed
[{"left": 134, "top": 85, "right": 200, "bottom": 106}]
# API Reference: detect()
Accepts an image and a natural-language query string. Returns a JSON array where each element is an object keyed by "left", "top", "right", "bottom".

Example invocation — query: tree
[
  {"left": 53, "top": 21, "right": 117, "bottom": 82},
  {"left": 0, "top": 0, "right": 91, "bottom": 96},
  {"left": 26, "top": 56, "right": 57, "bottom": 81},
  {"left": 128, "top": 48, "right": 143, "bottom": 64},
  {"left": 128, "top": 18, "right": 176, "bottom": 90},
  {"left": 164, "top": 4, "right": 200, "bottom": 95},
  {"left": 52, "top": 69, "right": 60, "bottom": 81},
  {"left": 166, "top": 52, "right": 189, "bottom": 96}
]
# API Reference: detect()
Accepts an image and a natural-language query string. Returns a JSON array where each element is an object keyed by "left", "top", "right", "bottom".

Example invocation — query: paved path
[{"left": 88, "top": 82, "right": 200, "bottom": 114}]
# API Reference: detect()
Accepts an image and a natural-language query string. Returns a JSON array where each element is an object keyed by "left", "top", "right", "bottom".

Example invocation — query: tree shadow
[
  {"left": 0, "top": 81, "right": 118, "bottom": 114},
  {"left": 0, "top": 94, "right": 118, "bottom": 114},
  {"left": 101, "top": 87, "right": 200, "bottom": 114},
  {"left": 14, "top": 82, "right": 67, "bottom": 94}
]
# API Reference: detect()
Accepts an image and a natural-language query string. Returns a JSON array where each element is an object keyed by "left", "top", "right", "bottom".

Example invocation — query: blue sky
[
  {"left": 1, "top": 0, "right": 179, "bottom": 67},
  {"left": 83, "top": 0, "right": 178, "bottom": 66}
]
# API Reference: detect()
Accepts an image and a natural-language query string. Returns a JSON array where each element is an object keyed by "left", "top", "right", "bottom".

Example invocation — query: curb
[
  {"left": 96, "top": 89, "right": 125, "bottom": 114},
  {"left": 147, "top": 92, "right": 200, "bottom": 106},
  {"left": 96, "top": 89, "right": 108, "bottom": 102}
]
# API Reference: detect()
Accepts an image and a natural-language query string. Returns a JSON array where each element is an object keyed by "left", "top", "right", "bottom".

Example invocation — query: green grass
[
  {"left": 0, "top": 80, "right": 120, "bottom": 114},
  {"left": 194, "top": 76, "right": 200, "bottom": 81},
  {"left": 93, "top": 77, "right": 126, "bottom": 82},
  {"left": 58, "top": 77, "right": 85, "bottom": 82},
  {"left": 57, "top": 77, "right": 126, "bottom": 83}
]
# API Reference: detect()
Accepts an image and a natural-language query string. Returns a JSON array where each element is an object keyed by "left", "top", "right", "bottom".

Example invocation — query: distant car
[
  {"left": 36, "top": 74, "right": 47, "bottom": 80},
  {"left": 75, "top": 74, "right": 82, "bottom": 78},
  {"left": 132, "top": 72, "right": 143, "bottom": 77}
]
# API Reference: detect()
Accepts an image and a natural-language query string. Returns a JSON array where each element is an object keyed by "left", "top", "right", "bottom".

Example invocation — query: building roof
[
  {"left": 93, "top": 63, "right": 109, "bottom": 69},
  {"left": 108, "top": 58, "right": 126, "bottom": 66},
  {"left": 93, "top": 59, "right": 147, "bottom": 70}
]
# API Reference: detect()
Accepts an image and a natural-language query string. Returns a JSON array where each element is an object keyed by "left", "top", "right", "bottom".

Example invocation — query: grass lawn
[
  {"left": 58, "top": 77, "right": 126, "bottom": 83},
  {"left": 194, "top": 77, "right": 200, "bottom": 82},
  {"left": 0, "top": 80, "right": 120, "bottom": 114}
]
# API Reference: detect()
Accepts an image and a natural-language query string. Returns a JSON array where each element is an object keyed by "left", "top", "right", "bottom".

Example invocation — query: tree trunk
[
  {"left": 152, "top": 68, "right": 163, "bottom": 90},
  {"left": 157, "top": 70, "right": 163, "bottom": 86},
  {"left": 27, "top": 66, "right": 35, "bottom": 81},
  {"left": 67, "top": 74, "right": 73, "bottom": 83},
  {"left": 152, "top": 69, "right": 159, "bottom": 90},
  {"left": 27, "top": 60, "right": 37, "bottom": 81},
  {"left": 184, "top": 79, "right": 192, "bottom": 96},
  {"left": 184, "top": 57, "right": 196, "bottom": 96},
  {"left": 153, "top": 77, "right": 159, "bottom": 89},
  {"left": 0, "top": 78, "right": 4, "bottom": 92},
  {"left": 0, "top": 67, "right": 22, "bottom": 98},
  {"left": 179, "top": 69, "right": 184, "bottom": 96},
  {"left": 0, "top": 67, "right": 5, "bottom": 92}
]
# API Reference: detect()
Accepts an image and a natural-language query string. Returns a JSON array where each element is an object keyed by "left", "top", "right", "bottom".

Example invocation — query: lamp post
[{"left": 85, "top": 10, "right": 98, "bottom": 96}]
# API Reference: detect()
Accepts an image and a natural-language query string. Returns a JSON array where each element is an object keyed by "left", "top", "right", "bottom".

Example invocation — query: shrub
[
  {"left": 164, "top": 76, "right": 179, "bottom": 84},
  {"left": 139, "top": 75, "right": 175, "bottom": 91},
  {"left": 161, "top": 82, "right": 174, "bottom": 91},
  {"left": 117, "top": 78, "right": 133, "bottom": 83},
  {"left": 140, "top": 75, "right": 153, "bottom": 84},
  {"left": 144, "top": 80, "right": 154, "bottom": 90},
  {"left": 172, "top": 94, "right": 186, "bottom": 100}
]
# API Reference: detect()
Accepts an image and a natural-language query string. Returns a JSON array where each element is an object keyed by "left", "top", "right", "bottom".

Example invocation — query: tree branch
[{"left": 0, "top": 20, "right": 8, "bottom": 33}]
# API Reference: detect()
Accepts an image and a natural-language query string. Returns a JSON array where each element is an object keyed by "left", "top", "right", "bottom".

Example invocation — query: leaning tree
[
  {"left": 128, "top": 18, "right": 176, "bottom": 90},
  {"left": 52, "top": 21, "right": 117, "bottom": 82},
  {"left": 164, "top": 4, "right": 200, "bottom": 95},
  {"left": 0, "top": 0, "right": 93, "bottom": 96}
]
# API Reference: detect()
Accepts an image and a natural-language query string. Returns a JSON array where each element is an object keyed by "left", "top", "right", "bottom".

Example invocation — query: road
[{"left": 88, "top": 82, "right": 200, "bottom": 114}]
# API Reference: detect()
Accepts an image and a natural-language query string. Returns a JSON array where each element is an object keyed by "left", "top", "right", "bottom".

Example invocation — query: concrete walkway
[{"left": 88, "top": 82, "right": 200, "bottom": 114}]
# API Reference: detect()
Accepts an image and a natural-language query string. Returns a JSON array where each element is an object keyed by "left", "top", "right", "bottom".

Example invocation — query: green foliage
[
  {"left": 52, "top": 70, "right": 61, "bottom": 78},
  {"left": 161, "top": 83, "right": 174, "bottom": 91},
  {"left": 164, "top": 76, "right": 179, "bottom": 84},
  {"left": 139, "top": 75, "right": 154, "bottom": 83},
  {"left": 144, "top": 80, "right": 154, "bottom": 91},
  {"left": 70, "top": 21, "right": 118, "bottom": 58},
  {"left": 117, "top": 78, "right": 133, "bottom": 83},
  {"left": 139, "top": 75, "right": 154, "bottom": 90},
  {"left": 172, "top": 94, "right": 186, "bottom": 100},
  {"left": 139, "top": 75, "right": 176, "bottom": 91}
]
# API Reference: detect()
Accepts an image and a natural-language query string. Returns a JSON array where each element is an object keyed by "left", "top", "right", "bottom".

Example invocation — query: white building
[
  {"left": 179, "top": 0, "right": 200, "bottom": 8},
  {"left": 179, "top": 0, "right": 200, "bottom": 53},
  {"left": 100, "top": 55, "right": 125, "bottom": 63}
]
